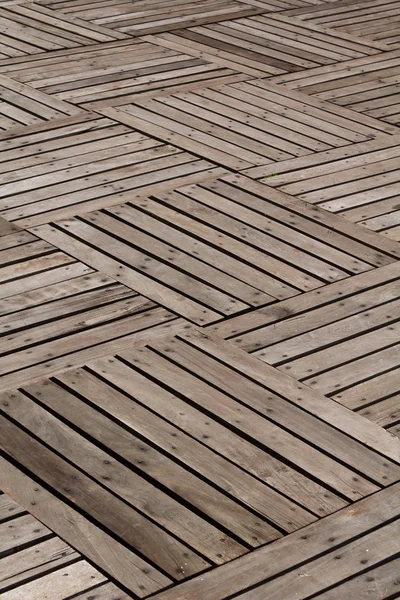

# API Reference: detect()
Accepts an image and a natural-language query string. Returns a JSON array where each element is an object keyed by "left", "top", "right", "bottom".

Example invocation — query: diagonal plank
[
  {"left": 0, "top": 1, "right": 127, "bottom": 59},
  {"left": 0, "top": 0, "right": 399, "bottom": 597},
  {"left": 268, "top": 48, "right": 400, "bottom": 127},
  {"left": 97, "top": 78, "right": 399, "bottom": 171},
  {"left": 32, "top": 0, "right": 265, "bottom": 35},
  {"left": 0, "top": 74, "right": 84, "bottom": 133},
  {"left": 211, "top": 262, "right": 400, "bottom": 431},
  {"left": 0, "top": 112, "right": 226, "bottom": 226},
  {"left": 0, "top": 491, "right": 130, "bottom": 600},
  {"left": 283, "top": 0, "right": 400, "bottom": 48},
  {"left": 0, "top": 458, "right": 171, "bottom": 597},
  {"left": 172, "top": 328, "right": 400, "bottom": 461},
  {"left": 0, "top": 230, "right": 183, "bottom": 392},
  {"left": 142, "top": 12, "right": 384, "bottom": 79},
  {"left": 28, "top": 173, "right": 400, "bottom": 325},
  {"left": 0, "top": 38, "right": 250, "bottom": 109},
  {"left": 244, "top": 134, "right": 400, "bottom": 240},
  {"left": 149, "top": 482, "right": 400, "bottom": 600},
  {"left": 0, "top": 215, "right": 20, "bottom": 238},
  {"left": 0, "top": 328, "right": 399, "bottom": 597},
  {"left": 3, "top": 331, "right": 397, "bottom": 599}
]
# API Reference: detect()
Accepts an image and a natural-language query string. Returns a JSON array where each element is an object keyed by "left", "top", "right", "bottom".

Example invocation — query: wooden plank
[
  {"left": 0, "top": 3, "right": 399, "bottom": 598},
  {"left": 1, "top": 324, "right": 395, "bottom": 588},
  {"left": 15, "top": 164, "right": 227, "bottom": 228},
  {"left": 0, "top": 537, "right": 78, "bottom": 592},
  {"left": 283, "top": 0, "right": 400, "bottom": 47},
  {"left": 107, "top": 202, "right": 275, "bottom": 307},
  {"left": 0, "top": 2, "right": 127, "bottom": 57},
  {"left": 0, "top": 271, "right": 120, "bottom": 317},
  {"left": 211, "top": 262, "right": 400, "bottom": 339},
  {"left": 215, "top": 264, "right": 399, "bottom": 428},
  {"left": 244, "top": 133, "right": 400, "bottom": 179},
  {"left": 97, "top": 76, "right": 399, "bottom": 171},
  {"left": 237, "top": 77, "right": 400, "bottom": 134},
  {"left": 0, "top": 494, "right": 144, "bottom": 599},
  {"left": 0, "top": 514, "right": 52, "bottom": 555},
  {"left": 0, "top": 494, "right": 25, "bottom": 523},
  {"left": 149, "top": 481, "right": 400, "bottom": 600},
  {"left": 1, "top": 389, "right": 249, "bottom": 564},
  {"left": 0, "top": 239, "right": 55, "bottom": 265},
  {"left": 0, "top": 38, "right": 249, "bottom": 108},
  {"left": 0, "top": 252, "right": 75, "bottom": 286},
  {"left": 244, "top": 135, "right": 400, "bottom": 238},
  {"left": 333, "top": 368, "right": 400, "bottom": 410},
  {"left": 267, "top": 319, "right": 399, "bottom": 380},
  {"left": 32, "top": 221, "right": 224, "bottom": 324},
  {"left": 0, "top": 233, "right": 186, "bottom": 389},
  {"left": 37, "top": 0, "right": 264, "bottom": 35},
  {"left": 147, "top": 13, "right": 384, "bottom": 80},
  {"left": 0, "top": 416, "right": 211, "bottom": 578},
  {"left": 0, "top": 318, "right": 184, "bottom": 393},
  {"left": 131, "top": 340, "right": 386, "bottom": 490},
  {"left": 0, "top": 231, "right": 38, "bottom": 251},
  {"left": 0, "top": 112, "right": 226, "bottom": 225},
  {"left": 27, "top": 170, "right": 400, "bottom": 328},
  {"left": 144, "top": 31, "right": 281, "bottom": 77},
  {"left": 152, "top": 9, "right": 383, "bottom": 74},
  {"left": 305, "top": 345, "right": 400, "bottom": 395},
  {"left": 357, "top": 393, "right": 400, "bottom": 428},
  {"left": 218, "top": 173, "right": 400, "bottom": 261},
  {"left": 0, "top": 74, "right": 83, "bottom": 134},
  {"left": 267, "top": 50, "right": 400, "bottom": 127},
  {"left": 25, "top": 375, "right": 281, "bottom": 546},
  {"left": 0, "top": 457, "right": 170, "bottom": 596},
  {"left": 389, "top": 423, "right": 400, "bottom": 438},
  {"left": 2, "top": 561, "right": 105, "bottom": 600},
  {"left": 0, "top": 216, "right": 20, "bottom": 237},
  {"left": 0, "top": 302, "right": 179, "bottom": 386},
  {"left": 60, "top": 359, "right": 342, "bottom": 520},
  {"left": 0, "top": 293, "right": 148, "bottom": 354},
  {"left": 313, "top": 557, "right": 400, "bottom": 599},
  {"left": 229, "top": 520, "right": 400, "bottom": 599},
  {"left": 71, "top": 583, "right": 132, "bottom": 600},
  {"left": 0, "top": 261, "right": 92, "bottom": 300},
  {"left": 177, "top": 328, "right": 400, "bottom": 462}
]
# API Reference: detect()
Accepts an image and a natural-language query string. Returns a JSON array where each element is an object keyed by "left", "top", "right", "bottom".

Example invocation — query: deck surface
[{"left": 0, "top": 0, "right": 399, "bottom": 598}]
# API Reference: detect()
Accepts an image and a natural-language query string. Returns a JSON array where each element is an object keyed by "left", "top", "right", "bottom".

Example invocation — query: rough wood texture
[
  {"left": 0, "top": 0, "right": 399, "bottom": 598},
  {"left": 0, "top": 490, "right": 131, "bottom": 599},
  {"left": 283, "top": 0, "right": 400, "bottom": 47},
  {"left": 211, "top": 262, "right": 400, "bottom": 429}
]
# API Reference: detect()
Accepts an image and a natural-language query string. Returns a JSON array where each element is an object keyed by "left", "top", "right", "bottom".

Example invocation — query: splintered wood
[{"left": 0, "top": 0, "right": 399, "bottom": 599}]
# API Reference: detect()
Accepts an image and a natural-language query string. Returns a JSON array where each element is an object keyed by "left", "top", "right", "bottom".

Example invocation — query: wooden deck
[{"left": 0, "top": 0, "right": 399, "bottom": 598}]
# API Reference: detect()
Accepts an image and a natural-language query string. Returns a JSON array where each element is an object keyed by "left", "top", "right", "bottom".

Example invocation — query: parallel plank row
[
  {"left": 0, "top": 113, "right": 226, "bottom": 226},
  {"left": 150, "top": 480, "right": 400, "bottom": 600},
  {"left": 98, "top": 79, "right": 398, "bottom": 175},
  {"left": 0, "top": 228, "right": 182, "bottom": 392},
  {"left": 284, "top": 0, "right": 400, "bottom": 47},
  {"left": 0, "top": 39, "right": 249, "bottom": 108},
  {"left": 32, "top": 0, "right": 264, "bottom": 34},
  {"left": 1, "top": 328, "right": 399, "bottom": 595},
  {"left": 0, "top": 492, "right": 128, "bottom": 600},
  {"left": 0, "top": 74, "right": 83, "bottom": 133},
  {"left": 245, "top": 134, "right": 400, "bottom": 240},
  {"left": 269, "top": 48, "right": 400, "bottom": 127},
  {"left": 0, "top": 1, "right": 126, "bottom": 59},
  {"left": 28, "top": 173, "right": 400, "bottom": 326},
  {"left": 140, "top": 13, "right": 384, "bottom": 81},
  {"left": 211, "top": 262, "right": 400, "bottom": 429}
]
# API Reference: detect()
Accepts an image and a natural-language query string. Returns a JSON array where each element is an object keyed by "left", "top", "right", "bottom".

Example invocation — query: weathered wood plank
[
  {"left": 149, "top": 481, "right": 400, "bottom": 600},
  {"left": 283, "top": 0, "right": 400, "bottom": 47}
]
